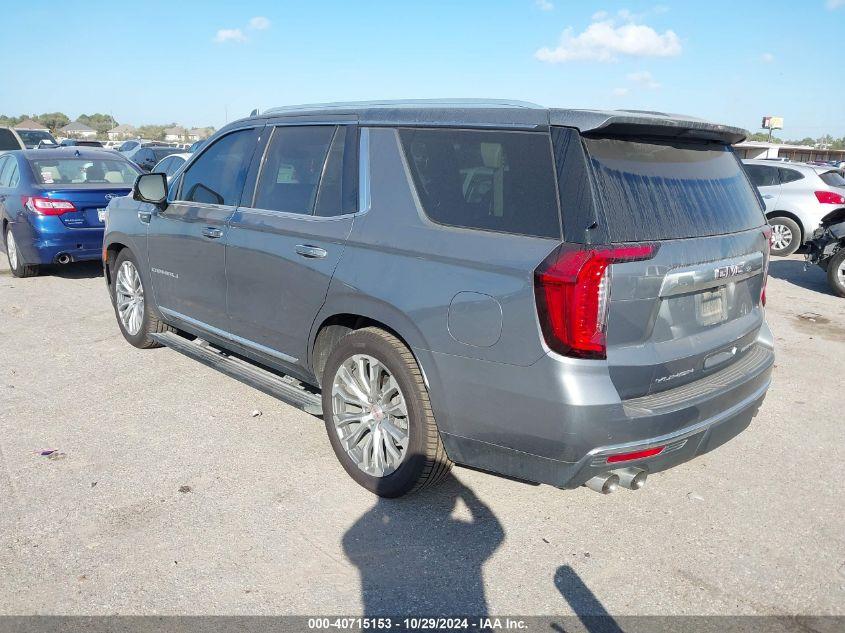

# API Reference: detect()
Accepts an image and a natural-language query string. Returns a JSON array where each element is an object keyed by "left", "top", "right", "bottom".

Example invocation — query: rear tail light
[
  {"left": 22, "top": 196, "right": 77, "bottom": 216},
  {"left": 606, "top": 446, "right": 665, "bottom": 464},
  {"left": 534, "top": 243, "right": 659, "bottom": 359},
  {"left": 814, "top": 191, "right": 845, "bottom": 205}
]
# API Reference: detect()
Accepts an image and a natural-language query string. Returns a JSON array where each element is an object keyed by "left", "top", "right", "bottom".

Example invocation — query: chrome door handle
[
  {"left": 295, "top": 244, "right": 327, "bottom": 259},
  {"left": 202, "top": 227, "right": 224, "bottom": 239}
]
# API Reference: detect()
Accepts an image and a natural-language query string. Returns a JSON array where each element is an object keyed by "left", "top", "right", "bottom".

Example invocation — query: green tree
[
  {"left": 77, "top": 113, "right": 117, "bottom": 135},
  {"left": 137, "top": 125, "right": 167, "bottom": 141},
  {"left": 746, "top": 132, "right": 782, "bottom": 143},
  {"left": 35, "top": 112, "right": 70, "bottom": 132}
]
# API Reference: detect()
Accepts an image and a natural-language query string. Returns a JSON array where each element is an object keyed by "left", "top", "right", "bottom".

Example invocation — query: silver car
[
  {"left": 742, "top": 159, "right": 845, "bottom": 256},
  {"left": 102, "top": 101, "right": 774, "bottom": 497}
]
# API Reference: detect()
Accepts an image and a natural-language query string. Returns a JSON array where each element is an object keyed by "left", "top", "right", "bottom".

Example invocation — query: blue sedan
[{"left": 0, "top": 148, "right": 141, "bottom": 277}]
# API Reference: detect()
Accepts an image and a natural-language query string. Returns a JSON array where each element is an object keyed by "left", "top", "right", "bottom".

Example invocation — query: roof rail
[{"left": 263, "top": 98, "right": 544, "bottom": 116}]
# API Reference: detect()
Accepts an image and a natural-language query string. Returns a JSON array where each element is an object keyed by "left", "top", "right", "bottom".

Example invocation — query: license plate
[
  {"left": 695, "top": 287, "right": 727, "bottom": 326},
  {"left": 97, "top": 208, "right": 106, "bottom": 223}
]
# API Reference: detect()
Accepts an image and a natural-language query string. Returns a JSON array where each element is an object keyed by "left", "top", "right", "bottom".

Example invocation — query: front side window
[
  {"left": 399, "top": 128, "right": 561, "bottom": 239},
  {"left": 178, "top": 128, "right": 258, "bottom": 206},
  {"left": 28, "top": 158, "right": 140, "bottom": 185},
  {"left": 253, "top": 126, "right": 335, "bottom": 214}
]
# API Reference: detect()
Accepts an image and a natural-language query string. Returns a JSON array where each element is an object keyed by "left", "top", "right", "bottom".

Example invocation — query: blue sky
[{"left": 4, "top": 0, "right": 843, "bottom": 138}]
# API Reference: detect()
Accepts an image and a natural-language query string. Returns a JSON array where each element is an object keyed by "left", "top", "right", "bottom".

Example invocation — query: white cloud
[
  {"left": 760, "top": 52, "right": 775, "bottom": 63},
  {"left": 612, "top": 87, "right": 629, "bottom": 96},
  {"left": 827, "top": 0, "right": 845, "bottom": 9},
  {"left": 535, "top": 18, "right": 682, "bottom": 63},
  {"left": 592, "top": 10, "right": 609, "bottom": 20},
  {"left": 627, "top": 70, "right": 661, "bottom": 88},
  {"left": 249, "top": 16, "right": 271, "bottom": 30},
  {"left": 536, "top": 0, "right": 554, "bottom": 10},
  {"left": 214, "top": 28, "right": 246, "bottom": 44}
]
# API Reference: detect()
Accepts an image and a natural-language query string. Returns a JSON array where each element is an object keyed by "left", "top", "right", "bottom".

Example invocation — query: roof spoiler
[{"left": 551, "top": 110, "right": 747, "bottom": 145}]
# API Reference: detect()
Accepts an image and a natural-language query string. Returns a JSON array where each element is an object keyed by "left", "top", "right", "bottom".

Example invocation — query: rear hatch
[{"left": 584, "top": 135, "right": 769, "bottom": 399}]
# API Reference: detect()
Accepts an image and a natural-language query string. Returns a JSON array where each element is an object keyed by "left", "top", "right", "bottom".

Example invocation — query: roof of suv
[
  {"left": 247, "top": 99, "right": 747, "bottom": 144},
  {"left": 742, "top": 159, "right": 826, "bottom": 174}
]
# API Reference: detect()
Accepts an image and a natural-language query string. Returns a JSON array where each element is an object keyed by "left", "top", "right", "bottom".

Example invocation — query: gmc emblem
[{"left": 715, "top": 264, "right": 741, "bottom": 279}]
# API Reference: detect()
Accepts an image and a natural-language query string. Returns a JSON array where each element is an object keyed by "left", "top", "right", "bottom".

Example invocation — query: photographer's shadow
[{"left": 343, "top": 473, "right": 504, "bottom": 616}]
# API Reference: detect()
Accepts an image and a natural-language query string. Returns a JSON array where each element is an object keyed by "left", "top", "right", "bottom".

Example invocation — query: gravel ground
[{"left": 0, "top": 252, "right": 843, "bottom": 617}]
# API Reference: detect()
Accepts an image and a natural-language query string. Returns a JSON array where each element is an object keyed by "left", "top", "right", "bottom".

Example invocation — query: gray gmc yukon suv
[{"left": 103, "top": 100, "right": 774, "bottom": 497}]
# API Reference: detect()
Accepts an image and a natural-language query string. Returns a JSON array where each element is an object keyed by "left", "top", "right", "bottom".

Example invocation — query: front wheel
[
  {"left": 768, "top": 217, "right": 802, "bottom": 256},
  {"left": 110, "top": 249, "right": 171, "bottom": 348},
  {"left": 5, "top": 225, "right": 38, "bottom": 278},
  {"left": 321, "top": 327, "right": 452, "bottom": 497},
  {"left": 826, "top": 248, "right": 845, "bottom": 298}
]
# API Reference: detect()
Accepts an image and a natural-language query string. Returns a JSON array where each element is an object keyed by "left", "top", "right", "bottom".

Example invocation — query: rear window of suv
[
  {"left": 399, "top": 128, "right": 561, "bottom": 239},
  {"left": 585, "top": 138, "right": 765, "bottom": 242}
]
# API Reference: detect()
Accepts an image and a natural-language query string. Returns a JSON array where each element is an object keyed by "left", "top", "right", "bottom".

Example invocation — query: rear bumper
[
  {"left": 10, "top": 217, "right": 104, "bottom": 265},
  {"left": 422, "top": 323, "right": 774, "bottom": 489}
]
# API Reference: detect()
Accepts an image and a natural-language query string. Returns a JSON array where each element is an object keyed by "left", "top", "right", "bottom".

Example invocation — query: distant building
[
  {"left": 107, "top": 124, "right": 136, "bottom": 141},
  {"left": 59, "top": 121, "right": 97, "bottom": 139},
  {"left": 188, "top": 127, "right": 214, "bottom": 142},
  {"left": 14, "top": 119, "right": 48, "bottom": 131},
  {"left": 164, "top": 126, "right": 186, "bottom": 142},
  {"left": 733, "top": 140, "right": 845, "bottom": 163}
]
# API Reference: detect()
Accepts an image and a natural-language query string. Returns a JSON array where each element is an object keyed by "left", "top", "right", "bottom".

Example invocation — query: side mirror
[{"left": 133, "top": 173, "right": 168, "bottom": 206}]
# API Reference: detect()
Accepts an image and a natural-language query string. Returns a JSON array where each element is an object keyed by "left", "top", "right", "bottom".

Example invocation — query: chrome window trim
[{"left": 158, "top": 307, "right": 298, "bottom": 363}]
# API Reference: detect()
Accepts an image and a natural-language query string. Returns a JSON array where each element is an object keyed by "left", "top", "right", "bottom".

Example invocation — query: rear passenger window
[
  {"left": 253, "top": 126, "right": 334, "bottom": 214},
  {"left": 778, "top": 168, "right": 803, "bottom": 184},
  {"left": 744, "top": 164, "right": 778, "bottom": 187},
  {"left": 179, "top": 128, "right": 258, "bottom": 206},
  {"left": 399, "top": 128, "right": 561, "bottom": 239},
  {"left": 0, "top": 129, "right": 20, "bottom": 151}
]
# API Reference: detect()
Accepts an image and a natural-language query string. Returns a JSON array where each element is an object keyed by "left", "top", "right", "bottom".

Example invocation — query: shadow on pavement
[
  {"left": 343, "top": 473, "right": 504, "bottom": 616},
  {"left": 768, "top": 258, "right": 832, "bottom": 296},
  {"left": 552, "top": 565, "right": 624, "bottom": 633},
  {"left": 43, "top": 260, "right": 104, "bottom": 280}
]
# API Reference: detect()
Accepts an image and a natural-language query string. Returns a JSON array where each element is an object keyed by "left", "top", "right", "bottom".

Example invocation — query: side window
[
  {"left": 744, "top": 164, "right": 778, "bottom": 187},
  {"left": 315, "top": 126, "right": 359, "bottom": 217},
  {"left": 399, "top": 128, "right": 560, "bottom": 238},
  {"left": 253, "top": 126, "right": 335, "bottom": 214},
  {"left": 0, "top": 129, "right": 21, "bottom": 151},
  {"left": 168, "top": 157, "right": 185, "bottom": 177},
  {"left": 778, "top": 168, "right": 803, "bottom": 184},
  {"left": 155, "top": 157, "right": 173, "bottom": 174},
  {"left": 178, "top": 128, "right": 258, "bottom": 206},
  {"left": 0, "top": 156, "right": 9, "bottom": 187},
  {"left": 7, "top": 162, "right": 19, "bottom": 188}
]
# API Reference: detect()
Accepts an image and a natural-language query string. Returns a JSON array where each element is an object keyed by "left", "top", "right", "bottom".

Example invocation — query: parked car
[
  {"left": 60, "top": 139, "right": 104, "bottom": 148},
  {"left": 103, "top": 101, "right": 773, "bottom": 498},
  {"left": 1, "top": 148, "right": 141, "bottom": 277},
  {"left": 151, "top": 152, "right": 190, "bottom": 181},
  {"left": 805, "top": 208, "right": 845, "bottom": 297},
  {"left": 16, "top": 129, "right": 59, "bottom": 149},
  {"left": 123, "top": 145, "right": 182, "bottom": 172},
  {"left": 742, "top": 159, "right": 845, "bottom": 256}
]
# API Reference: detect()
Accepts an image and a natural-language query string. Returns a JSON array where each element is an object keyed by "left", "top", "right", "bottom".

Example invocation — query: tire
[
  {"left": 4, "top": 225, "right": 38, "bottom": 278},
  {"left": 826, "top": 248, "right": 845, "bottom": 298},
  {"left": 110, "top": 249, "right": 172, "bottom": 348},
  {"left": 321, "top": 327, "right": 452, "bottom": 497},
  {"left": 768, "top": 217, "right": 802, "bottom": 256}
]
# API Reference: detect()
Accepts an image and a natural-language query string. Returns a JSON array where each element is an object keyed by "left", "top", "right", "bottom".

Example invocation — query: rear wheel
[
  {"left": 826, "top": 248, "right": 845, "bottom": 298},
  {"left": 110, "top": 249, "right": 171, "bottom": 348},
  {"left": 4, "top": 225, "right": 38, "bottom": 278},
  {"left": 321, "top": 327, "right": 452, "bottom": 497},
  {"left": 768, "top": 217, "right": 801, "bottom": 256}
]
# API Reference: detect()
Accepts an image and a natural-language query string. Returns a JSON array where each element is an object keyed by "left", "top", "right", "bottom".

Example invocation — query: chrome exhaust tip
[
  {"left": 614, "top": 467, "right": 647, "bottom": 490},
  {"left": 56, "top": 253, "right": 72, "bottom": 265},
  {"left": 584, "top": 473, "right": 619, "bottom": 494}
]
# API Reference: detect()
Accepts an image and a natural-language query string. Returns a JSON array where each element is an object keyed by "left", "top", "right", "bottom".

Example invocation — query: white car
[
  {"left": 743, "top": 159, "right": 845, "bottom": 255},
  {"left": 151, "top": 152, "right": 191, "bottom": 181}
]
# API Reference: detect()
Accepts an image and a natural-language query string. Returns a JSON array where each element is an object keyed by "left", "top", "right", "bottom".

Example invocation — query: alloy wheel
[
  {"left": 770, "top": 223, "right": 793, "bottom": 252},
  {"left": 115, "top": 260, "right": 144, "bottom": 336},
  {"left": 331, "top": 354, "right": 410, "bottom": 477},
  {"left": 6, "top": 229, "right": 18, "bottom": 270}
]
